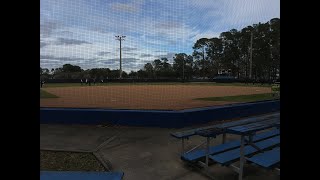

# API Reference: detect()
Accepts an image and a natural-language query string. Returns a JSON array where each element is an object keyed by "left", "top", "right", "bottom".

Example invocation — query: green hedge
[{"left": 271, "top": 85, "right": 280, "bottom": 92}]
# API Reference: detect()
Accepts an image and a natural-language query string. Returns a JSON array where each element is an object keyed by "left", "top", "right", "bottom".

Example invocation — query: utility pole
[
  {"left": 202, "top": 47, "right": 205, "bottom": 79},
  {"left": 249, "top": 31, "right": 253, "bottom": 79},
  {"left": 115, "top": 35, "right": 126, "bottom": 79}
]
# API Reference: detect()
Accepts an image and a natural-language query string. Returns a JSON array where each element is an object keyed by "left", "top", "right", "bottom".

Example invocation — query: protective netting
[{"left": 40, "top": 0, "right": 279, "bottom": 110}]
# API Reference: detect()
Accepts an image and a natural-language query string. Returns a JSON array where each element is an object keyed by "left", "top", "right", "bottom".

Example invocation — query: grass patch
[
  {"left": 40, "top": 150, "right": 106, "bottom": 171},
  {"left": 40, "top": 89, "right": 58, "bottom": 98},
  {"left": 43, "top": 82, "right": 271, "bottom": 88},
  {"left": 195, "top": 93, "right": 276, "bottom": 102},
  {"left": 271, "top": 85, "right": 280, "bottom": 91}
]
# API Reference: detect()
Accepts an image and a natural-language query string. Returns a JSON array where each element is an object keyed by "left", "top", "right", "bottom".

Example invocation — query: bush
[{"left": 271, "top": 85, "right": 280, "bottom": 92}]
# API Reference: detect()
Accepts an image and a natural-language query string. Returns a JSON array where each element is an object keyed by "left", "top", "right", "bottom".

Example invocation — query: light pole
[{"left": 115, "top": 35, "right": 126, "bottom": 79}]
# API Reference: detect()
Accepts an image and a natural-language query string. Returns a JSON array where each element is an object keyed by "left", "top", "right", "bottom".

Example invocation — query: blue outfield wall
[{"left": 40, "top": 100, "right": 280, "bottom": 128}]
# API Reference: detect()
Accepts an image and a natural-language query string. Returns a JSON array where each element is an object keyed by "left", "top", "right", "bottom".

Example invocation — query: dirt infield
[{"left": 40, "top": 85, "right": 271, "bottom": 110}]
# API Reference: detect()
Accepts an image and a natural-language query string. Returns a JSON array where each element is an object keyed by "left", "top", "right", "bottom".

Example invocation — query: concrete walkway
[{"left": 40, "top": 123, "right": 280, "bottom": 180}]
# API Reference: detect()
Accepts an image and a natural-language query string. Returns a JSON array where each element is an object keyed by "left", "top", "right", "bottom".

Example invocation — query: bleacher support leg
[
  {"left": 181, "top": 138, "right": 185, "bottom": 155},
  {"left": 275, "top": 168, "right": 280, "bottom": 176},
  {"left": 186, "top": 141, "right": 206, "bottom": 154},
  {"left": 239, "top": 135, "right": 245, "bottom": 180},
  {"left": 222, "top": 133, "right": 226, "bottom": 143},
  {"left": 206, "top": 137, "right": 210, "bottom": 168}
]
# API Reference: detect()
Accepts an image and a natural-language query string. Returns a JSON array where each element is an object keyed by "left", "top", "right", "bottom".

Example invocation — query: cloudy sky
[{"left": 40, "top": 0, "right": 280, "bottom": 71}]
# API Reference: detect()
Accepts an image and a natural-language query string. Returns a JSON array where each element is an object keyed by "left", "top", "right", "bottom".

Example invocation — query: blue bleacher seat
[
  {"left": 171, "top": 113, "right": 279, "bottom": 139},
  {"left": 247, "top": 147, "right": 280, "bottom": 168},
  {"left": 181, "top": 129, "right": 279, "bottom": 162},
  {"left": 209, "top": 136, "right": 280, "bottom": 165}
]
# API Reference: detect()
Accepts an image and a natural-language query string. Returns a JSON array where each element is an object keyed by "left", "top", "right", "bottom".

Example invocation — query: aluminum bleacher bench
[
  {"left": 181, "top": 129, "right": 279, "bottom": 162},
  {"left": 170, "top": 112, "right": 280, "bottom": 180},
  {"left": 40, "top": 171, "right": 124, "bottom": 180},
  {"left": 247, "top": 147, "right": 280, "bottom": 169},
  {"left": 209, "top": 136, "right": 280, "bottom": 165},
  {"left": 170, "top": 113, "right": 280, "bottom": 155},
  {"left": 170, "top": 113, "right": 280, "bottom": 139}
]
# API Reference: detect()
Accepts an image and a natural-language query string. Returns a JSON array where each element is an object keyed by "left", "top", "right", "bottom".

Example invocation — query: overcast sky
[{"left": 40, "top": 0, "right": 280, "bottom": 71}]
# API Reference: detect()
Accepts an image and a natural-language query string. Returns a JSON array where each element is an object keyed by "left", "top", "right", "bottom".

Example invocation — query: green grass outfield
[
  {"left": 42, "top": 82, "right": 272, "bottom": 88},
  {"left": 40, "top": 89, "right": 58, "bottom": 98},
  {"left": 195, "top": 93, "right": 277, "bottom": 102}
]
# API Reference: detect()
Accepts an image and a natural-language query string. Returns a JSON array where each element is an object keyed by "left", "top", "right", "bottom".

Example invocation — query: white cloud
[
  {"left": 110, "top": 0, "right": 144, "bottom": 13},
  {"left": 220, "top": 0, "right": 279, "bottom": 28},
  {"left": 111, "top": 3, "right": 139, "bottom": 13},
  {"left": 40, "top": 27, "right": 167, "bottom": 71},
  {"left": 186, "top": 0, "right": 280, "bottom": 30},
  {"left": 40, "top": 0, "right": 280, "bottom": 70}
]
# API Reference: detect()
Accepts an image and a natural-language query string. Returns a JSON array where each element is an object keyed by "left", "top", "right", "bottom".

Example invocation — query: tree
[
  {"left": 173, "top": 53, "right": 193, "bottom": 80},
  {"left": 62, "top": 64, "right": 82, "bottom": 73},
  {"left": 219, "top": 29, "right": 242, "bottom": 77},
  {"left": 269, "top": 18, "right": 280, "bottom": 80},
  {"left": 159, "top": 58, "right": 173, "bottom": 78},
  {"left": 122, "top": 71, "right": 128, "bottom": 78},
  {"left": 137, "top": 69, "right": 147, "bottom": 78},
  {"left": 129, "top": 71, "right": 138, "bottom": 78},
  {"left": 206, "top": 37, "right": 223, "bottom": 77},
  {"left": 239, "top": 25, "right": 254, "bottom": 79},
  {"left": 251, "top": 22, "right": 272, "bottom": 81},
  {"left": 109, "top": 70, "right": 121, "bottom": 79},
  {"left": 193, "top": 38, "right": 210, "bottom": 78},
  {"left": 40, "top": 67, "right": 50, "bottom": 80},
  {"left": 144, "top": 63, "right": 154, "bottom": 78}
]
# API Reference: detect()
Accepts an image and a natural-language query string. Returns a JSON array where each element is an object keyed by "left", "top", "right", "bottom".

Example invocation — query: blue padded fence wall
[{"left": 40, "top": 100, "right": 280, "bottom": 128}]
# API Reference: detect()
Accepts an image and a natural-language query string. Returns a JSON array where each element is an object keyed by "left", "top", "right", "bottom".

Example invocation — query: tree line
[{"left": 40, "top": 18, "right": 279, "bottom": 82}]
